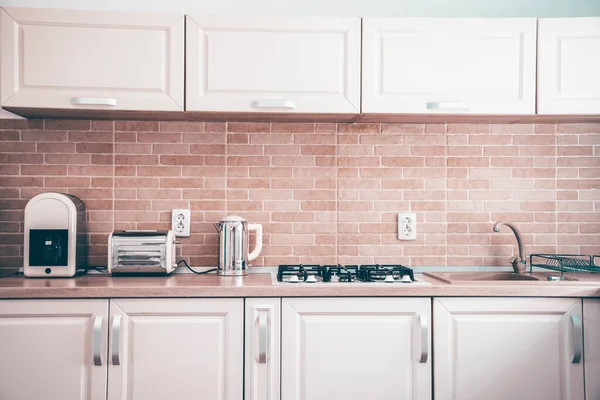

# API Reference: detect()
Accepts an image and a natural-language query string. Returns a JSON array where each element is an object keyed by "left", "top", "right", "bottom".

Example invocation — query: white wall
[{"left": 0, "top": 0, "right": 599, "bottom": 17}]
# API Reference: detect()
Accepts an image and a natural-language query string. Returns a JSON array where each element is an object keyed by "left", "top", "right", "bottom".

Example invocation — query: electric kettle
[{"left": 214, "top": 216, "right": 263, "bottom": 276}]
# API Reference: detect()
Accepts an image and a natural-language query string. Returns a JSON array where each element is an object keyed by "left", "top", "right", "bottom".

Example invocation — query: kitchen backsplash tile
[{"left": 0, "top": 120, "right": 598, "bottom": 269}]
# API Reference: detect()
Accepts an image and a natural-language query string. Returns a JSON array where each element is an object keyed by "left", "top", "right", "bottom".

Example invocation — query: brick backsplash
[{"left": 0, "top": 120, "right": 598, "bottom": 269}]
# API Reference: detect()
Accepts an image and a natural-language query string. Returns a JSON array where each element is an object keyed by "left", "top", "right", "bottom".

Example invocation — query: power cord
[{"left": 177, "top": 260, "right": 217, "bottom": 275}]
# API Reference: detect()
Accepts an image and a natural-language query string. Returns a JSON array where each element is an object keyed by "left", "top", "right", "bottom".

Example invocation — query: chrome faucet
[{"left": 493, "top": 221, "right": 527, "bottom": 274}]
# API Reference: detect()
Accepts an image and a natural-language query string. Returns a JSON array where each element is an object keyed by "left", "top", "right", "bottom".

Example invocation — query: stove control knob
[
  {"left": 384, "top": 275, "right": 396, "bottom": 283},
  {"left": 306, "top": 275, "right": 317, "bottom": 283},
  {"left": 289, "top": 275, "right": 299, "bottom": 283},
  {"left": 401, "top": 275, "right": 412, "bottom": 283},
  {"left": 330, "top": 275, "right": 340, "bottom": 283}
]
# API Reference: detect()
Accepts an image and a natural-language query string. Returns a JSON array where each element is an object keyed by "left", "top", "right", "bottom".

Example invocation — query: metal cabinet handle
[
  {"left": 112, "top": 315, "right": 122, "bottom": 365},
  {"left": 251, "top": 100, "right": 296, "bottom": 110},
  {"left": 417, "top": 313, "right": 428, "bottom": 363},
  {"left": 426, "top": 101, "right": 468, "bottom": 110},
  {"left": 71, "top": 97, "right": 117, "bottom": 106},
  {"left": 257, "top": 311, "right": 268, "bottom": 364},
  {"left": 571, "top": 312, "right": 582, "bottom": 363},
  {"left": 92, "top": 316, "right": 103, "bottom": 366}
]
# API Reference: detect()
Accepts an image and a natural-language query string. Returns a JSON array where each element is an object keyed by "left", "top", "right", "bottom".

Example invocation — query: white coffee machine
[{"left": 24, "top": 193, "right": 87, "bottom": 277}]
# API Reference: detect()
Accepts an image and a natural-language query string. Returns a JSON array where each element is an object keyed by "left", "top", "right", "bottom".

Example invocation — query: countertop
[{"left": 0, "top": 272, "right": 599, "bottom": 298}]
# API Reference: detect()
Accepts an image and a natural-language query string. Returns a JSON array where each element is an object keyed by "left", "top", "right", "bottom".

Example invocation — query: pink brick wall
[{"left": 0, "top": 119, "right": 598, "bottom": 269}]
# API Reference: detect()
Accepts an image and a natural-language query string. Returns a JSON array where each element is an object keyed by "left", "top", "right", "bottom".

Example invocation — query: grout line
[
  {"left": 444, "top": 122, "right": 448, "bottom": 268},
  {"left": 111, "top": 121, "right": 116, "bottom": 236},
  {"left": 335, "top": 123, "right": 339, "bottom": 265}
]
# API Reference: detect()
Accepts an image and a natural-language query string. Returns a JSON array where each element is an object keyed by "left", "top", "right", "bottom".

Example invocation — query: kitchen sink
[{"left": 424, "top": 272, "right": 566, "bottom": 284}]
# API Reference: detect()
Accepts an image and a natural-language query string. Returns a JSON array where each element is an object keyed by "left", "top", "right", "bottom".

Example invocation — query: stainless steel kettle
[{"left": 214, "top": 216, "right": 263, "bottom": 276}]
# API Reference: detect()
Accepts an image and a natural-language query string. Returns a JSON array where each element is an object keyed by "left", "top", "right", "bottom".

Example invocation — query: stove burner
[
  {"left": 357, "top": 265, "right": 415, "bottom": 282},
  {"left": 324, "top": 265, "right": 358, "bottom": 282},
  {"left": 277, "top": 264, "right": 414, "bottom": 283},
  {"left": 277, "top": 265, "right": 327, "bottom": 283}
]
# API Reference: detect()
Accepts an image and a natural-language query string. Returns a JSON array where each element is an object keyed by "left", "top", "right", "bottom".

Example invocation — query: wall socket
[
  {"left": 172, "top": 209, "right": 191, "bottom": 237},
  {"left": 397, "top": 213, "right": 417, "bottom": 241}
]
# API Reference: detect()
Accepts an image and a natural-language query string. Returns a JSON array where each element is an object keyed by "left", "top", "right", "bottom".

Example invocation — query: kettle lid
[{"left": 221, "top": 215, "right": 247, "bottom": 222}]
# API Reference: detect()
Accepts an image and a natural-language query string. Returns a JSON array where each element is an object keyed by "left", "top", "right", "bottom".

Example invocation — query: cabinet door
[
  {"left": 362, "top": 18, "right": 536, "bottom": 114},
  {"left": 282, "top": 297, "right": 431, "bottom": 400},
  {"left": 245, "top": 298, "right": 281, "bottom": 400},
  {"left": 0, "top": 8, "right": 184, "bottom": 111},
  {"left": 434, "top": 298, "right": 584, "bottom": 400},
  {"left": 584, "top": 298, "right": 600, "bottom": 400},
  {"left": 186, "top": 15, "right": 361, "bottom": 114},
  {"left": 0, "top": 299, "right": 108, "bottom": 400},
  {"left": 107, "top": 298, "right": 243, "bottom": 400},
  {"left": 538, "top": 18, "right": 600, "bottom": 114}
]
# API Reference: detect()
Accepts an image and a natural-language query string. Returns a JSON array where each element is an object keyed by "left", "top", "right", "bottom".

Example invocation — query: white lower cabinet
[
  {"left": 584, "top": 298, "right": 600, "bottom": 400},
  {"left": 0, "top": 299, "right": 109, "bottom": 400},
  {"left": 434, "top": 297, "right": 585, "bottom": 400},
  {"left": 245, "top": 298, "right": 281, "bottom": 400},
  {"left": 281, "top": 297, "right": 432, "bottom": 400},
  {"left": 107, "top": 298, "right": 244, "bottom": 400}
]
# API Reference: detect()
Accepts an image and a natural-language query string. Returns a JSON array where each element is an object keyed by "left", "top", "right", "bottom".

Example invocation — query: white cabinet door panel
[
  {"left": 107, "top": 298, "right": 243, "bottom": 400},
  {"left": 282, "top": 297, "right": 431, "bottom": 400},
  {"left": 434, "top": 298, "right": 584, "bottom": 400},
  {"left": 538, "top": 17, "right": 600, "bottom": 114},
  {"left": 0, "top": 299, "right": 108, "bottom": 400},
  {"left": 245, "top": 298, "right": 281, "bottom": 400},
  {"left": 0, "top": 8, "right": 184, "bottom": 111},
  {"left": 584, "top": 298, "right": 600, "bottom": 400},
  {"left": 362, "top": 18, "right": 536, "bottom": 114},
  {"left": 186, "top": 15, "right": 361, "bottom": 114}
]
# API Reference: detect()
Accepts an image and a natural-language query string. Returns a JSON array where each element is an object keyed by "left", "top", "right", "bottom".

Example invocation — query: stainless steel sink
[{"left": 424, "top": 272, "right": 542, "bottom": 284}]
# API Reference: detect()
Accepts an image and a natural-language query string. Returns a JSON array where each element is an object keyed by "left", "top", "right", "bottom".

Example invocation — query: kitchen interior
[{"left": 0, "top": 0, "right": 599, "bottom": 399}]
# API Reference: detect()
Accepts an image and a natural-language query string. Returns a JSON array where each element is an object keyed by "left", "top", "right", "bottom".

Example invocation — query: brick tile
[{"left": 46, "top": 120, "right": 90, "bottom": 131}]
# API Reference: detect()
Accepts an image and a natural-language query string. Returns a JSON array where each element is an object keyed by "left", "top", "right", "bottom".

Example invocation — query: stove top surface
[{"left": 275, "top": 264, "right": 429, "bottom": 285}]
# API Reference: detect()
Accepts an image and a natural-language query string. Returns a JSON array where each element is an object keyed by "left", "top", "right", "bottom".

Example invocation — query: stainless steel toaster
[{"left": 107, "top": 230, "right": 177, "bottom": 275}]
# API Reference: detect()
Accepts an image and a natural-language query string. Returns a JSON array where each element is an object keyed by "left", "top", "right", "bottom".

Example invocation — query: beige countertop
[{"left": 0, "top": 272, "right": 599, "bottom": 298}]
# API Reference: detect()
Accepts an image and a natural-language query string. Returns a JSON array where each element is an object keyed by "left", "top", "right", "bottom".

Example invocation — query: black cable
[{"left": 177, "top": 259, "right": 217, "bottom": 275}]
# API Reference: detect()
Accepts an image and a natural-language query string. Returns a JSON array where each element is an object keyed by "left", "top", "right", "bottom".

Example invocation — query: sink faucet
[{"left": 493, "top": 221, "right": 527, "bottom": 274}]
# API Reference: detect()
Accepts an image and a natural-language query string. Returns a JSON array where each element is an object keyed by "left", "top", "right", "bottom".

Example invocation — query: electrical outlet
[
  {"left": 172, "top": 209, "right": 191, "bottom": 237},
  {"left": 397, "top": 213, "right": 417, "bottom": 240}
]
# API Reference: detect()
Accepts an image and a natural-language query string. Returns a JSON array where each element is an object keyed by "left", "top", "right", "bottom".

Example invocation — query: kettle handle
[{"left": 247, "top": 223, "right": 263, "bottom": 261}]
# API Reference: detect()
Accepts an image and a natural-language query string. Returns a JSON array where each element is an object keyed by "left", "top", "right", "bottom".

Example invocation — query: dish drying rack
[{"left": 529, "top": 254, "right": 600, "bottom": 278}]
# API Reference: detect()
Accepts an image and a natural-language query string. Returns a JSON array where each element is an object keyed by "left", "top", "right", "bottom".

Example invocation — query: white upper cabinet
[
  {"left": 538, "top": 18, "right": 600, "bottom": 114},
  {"left": 0, "top": 8, "right": 184, "bottom": 111},
  {"left": 362, "top": 18, "right": 537, "bottom": 114},
  {"left": 0, "top": 299, "right": 109, "bottom": 400},
  {"left": 434, "top": 298, "right": 584, "bottom": 400},
  {"left": 107, "top": 298, "right": 243, "bottom": 400},
  {"left": 185, "top": 15, "right": 361, "bottom": 114},
  {"left": 281, "top": 297, "right": 431, "bottom": 400}
]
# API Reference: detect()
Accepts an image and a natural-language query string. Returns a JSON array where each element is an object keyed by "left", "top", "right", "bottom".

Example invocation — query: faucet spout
[{"left": 493, "top": 221, "right": 527, "bottom": 274}]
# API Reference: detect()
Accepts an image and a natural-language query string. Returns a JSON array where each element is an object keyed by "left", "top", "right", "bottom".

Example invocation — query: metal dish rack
[{"left": 529, "top": 254, "right": 600, "bottom": 278}]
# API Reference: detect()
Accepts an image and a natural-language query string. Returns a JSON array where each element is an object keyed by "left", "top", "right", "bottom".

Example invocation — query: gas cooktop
[{"left": 275, "top": 264, "right": 429, "bottom": 285}]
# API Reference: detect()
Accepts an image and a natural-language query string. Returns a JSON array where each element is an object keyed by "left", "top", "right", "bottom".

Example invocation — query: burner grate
[
  {"left": 277, "top": 264, "right": 414, "bottom": 283},
  {"left": 277, "top": 264, "right": 327, "bottom": 282},
  {"left": 357, "top": 264, "right": 414, "bottom": 282}
]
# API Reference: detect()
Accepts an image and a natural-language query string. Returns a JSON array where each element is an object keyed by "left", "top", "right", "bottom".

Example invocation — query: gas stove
[{"left": 275, "top": 264, "right": 426, "bottom": 284}]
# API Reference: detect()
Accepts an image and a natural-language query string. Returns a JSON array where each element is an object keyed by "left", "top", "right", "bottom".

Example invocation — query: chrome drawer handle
[
  {"left": 112, "top": 315, "right": 122, "bottom": 365},
  {"left": 251, "top": 100, "right": 296, "bottom": 109},
  {"left": 417, "top": 313, "right": 428, "bottom": 363},
  {"left": 71, "top": 97, "right": 117, "bottom": 106},
  {"left": 426, "top": 101, "right": 468, "bottom": 110},
  {"left": 257, "top": 311, "right": 269, "bottom": 364},
  {"left": 571, "top": 312, "right": 582, "bottom": 363},
  {"left": 92, "top": 316, "right": 103, "bottom": 366}
]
